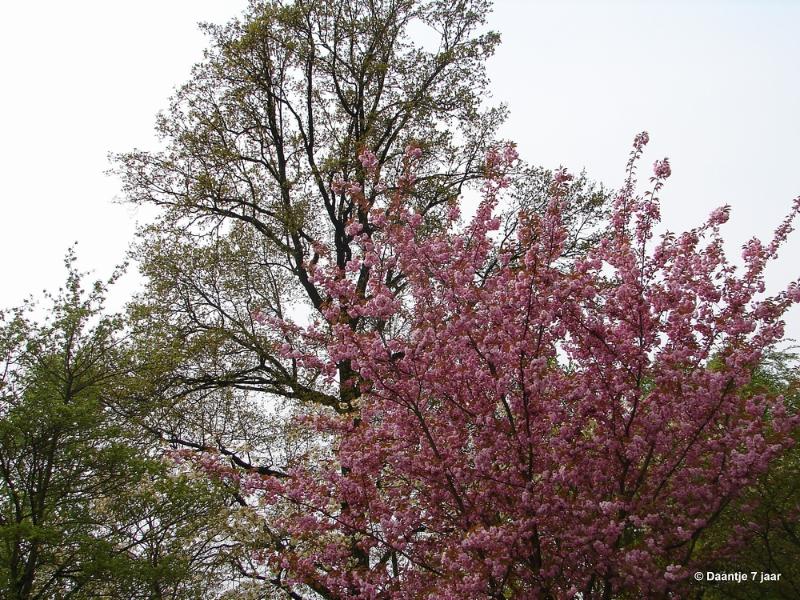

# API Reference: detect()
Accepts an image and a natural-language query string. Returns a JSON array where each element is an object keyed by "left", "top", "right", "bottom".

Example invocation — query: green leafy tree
[
  {"left": 114, "top": 0, "right": 503, "bottom": 423},
  {"left": 0, "top": 255, "right": 238, "bottom": 599},
  {"left": 696, "top": 350, "right": 800, "bottom": 600}
]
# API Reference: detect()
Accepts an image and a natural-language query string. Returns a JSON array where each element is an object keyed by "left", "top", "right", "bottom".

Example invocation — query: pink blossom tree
[{"left": 192, "top": 135, "right": 800, "bottom": 598}]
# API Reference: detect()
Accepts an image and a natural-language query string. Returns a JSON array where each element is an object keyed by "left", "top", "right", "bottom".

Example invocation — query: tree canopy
[
  {"left": 2, "top": 0, "right": 797, "bottom": 598},
  {"left": 0, "top": 256, "right": 237, "bottom": 599},
  {"left": 179, "top": 137, "right": 800, "bottom": 597}
]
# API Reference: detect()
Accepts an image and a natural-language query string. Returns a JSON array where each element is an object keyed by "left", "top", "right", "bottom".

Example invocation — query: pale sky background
[{"left": 1, "top": 1, "right": 798, "bottom": 340}]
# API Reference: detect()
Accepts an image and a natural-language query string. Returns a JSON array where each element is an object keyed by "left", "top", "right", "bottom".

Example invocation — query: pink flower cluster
[
  {"left": 553, "top": 167, "right": 573, "bottom": 185},
  {"left": 359, "top": 148, "right": 379, "bottom": 173},
  {"left": 404, "top": 144, "right": 423, "bottom": 160},
  {"left": 250, "top": 308, "right": 268, "bottom": 324},
  {"left": 653, "top": 157, "right": 671, "bottom": 179}
]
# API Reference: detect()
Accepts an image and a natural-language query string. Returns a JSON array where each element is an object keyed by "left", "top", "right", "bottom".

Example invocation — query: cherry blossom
[{"left": 198, "top": 134, "right": 800, "bottom": 599}]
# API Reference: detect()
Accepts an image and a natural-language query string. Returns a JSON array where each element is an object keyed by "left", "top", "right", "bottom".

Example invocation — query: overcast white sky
[{"left": 1, "top": 1, "right": 798, "bottom": 339}]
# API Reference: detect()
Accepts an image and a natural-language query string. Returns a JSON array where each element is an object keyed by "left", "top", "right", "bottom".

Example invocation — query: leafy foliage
[
  {"left": 698, "top": 351, "right": 800, "bottom": 600},
  {"left": 0, "top": 255, "right": 235, "bottom": 599}
]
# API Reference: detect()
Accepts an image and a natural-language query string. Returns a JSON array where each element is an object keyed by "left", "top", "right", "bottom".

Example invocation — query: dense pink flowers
[
  {"left": 359, "top": 148, "right": 379, "bottom": 173},
  {"left": 250, "top": 308, "right": 268, "bottom": 324},
  {"left": 198, "top": 138, "right": 799, "bottom": 598},
  {"left": 653, "top": 157, "right": 671, "bottom": 179},
  {"left": 553, "top": 167, "right": 573, "bottom": 185},
  {"left": 404, "top": 144, "right": 423, "bottom": 161}
]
